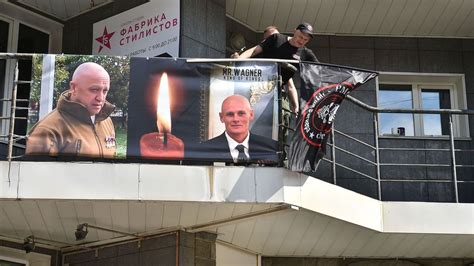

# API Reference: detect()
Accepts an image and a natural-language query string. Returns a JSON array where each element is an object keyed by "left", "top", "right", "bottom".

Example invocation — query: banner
[
  {"left": 127, "top": 58, "right": 279, "bottom": 164},
  {"left": 92, "top": 0, "right": 180, "bottom": 57},
  {"left": 26, "top": 55, "right": 280, "bottom": 164},
  {"left": 287, "top": 63, "right": 377, "bottom": 172}
]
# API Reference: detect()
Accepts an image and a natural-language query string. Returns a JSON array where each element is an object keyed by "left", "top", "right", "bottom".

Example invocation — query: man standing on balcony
[
  {"left": 237, "top": 23, "right": 318, "bottom": 65},
  {"left": 237, "top": 23, "right": 319, "bottom": 115},
  {"left": 231, "top": 25, "right": 299, "bottom": 114},
  {"left": 26, "top": 62, "right": 116, "bottom": 158},
  {"left": 191, "top": 95, "right": 278, "bottom": 164},
  {"left": 230, "top": 25, "right": 280, "bottom": 59}
]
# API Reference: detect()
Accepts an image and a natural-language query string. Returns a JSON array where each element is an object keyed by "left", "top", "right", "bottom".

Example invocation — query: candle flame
[{"left": 156, "top": 73, "right": 171, "bottom": 133}]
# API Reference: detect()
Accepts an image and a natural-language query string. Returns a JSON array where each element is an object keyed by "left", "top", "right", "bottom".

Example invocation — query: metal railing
[
  {"left": 1, "top": 53, "right": 473, "bottom": 203},
  {"left": 0, "top": 53, "right": 32, "bottom": 156},
  {"left": 1, "top": 54, "right": 33, "bottom": 185},
  {"left": 315, "top": 95, "right": 474, "bottom": 203}
]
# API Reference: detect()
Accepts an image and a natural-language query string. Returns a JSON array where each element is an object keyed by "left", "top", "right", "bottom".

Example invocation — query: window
[
  {"left": 0, "top": 19, "right": 49, "bottom": 143},
  {"left": 421, "top": 88, "right": 450, "bottom": 136},
  {"left": 0, "top": 19, "right": 8, "bottom": 110},
  {"left": 14, "top": 24, "right": 49, "bottom": 143},
  {"left": 377, "top": 73, "right": 469, "bottom": 138},
  {"left": 0, "top": 259, "right": 26, "bottom": 266},
  {"left": 0, "top": 17, "right": 11, "bottom": 142},
  {"left": 379, "top": 85, "right": 415, "bottom": 136},
  {"left": 0, "top": 245, "right": 52, "bottom": 265}
]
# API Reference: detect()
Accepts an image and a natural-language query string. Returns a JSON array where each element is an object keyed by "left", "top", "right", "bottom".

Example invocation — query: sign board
[{"left": 92, "top": 0, "right": 180, "bottom": 57}]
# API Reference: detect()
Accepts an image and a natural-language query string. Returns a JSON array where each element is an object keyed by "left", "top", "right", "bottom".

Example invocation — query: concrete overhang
[
  {"left": 0, "top": 161, "right": 473, "bottom": 258},
  {"left": 5, "top": 0, "right": 474, "bottom": 39}
]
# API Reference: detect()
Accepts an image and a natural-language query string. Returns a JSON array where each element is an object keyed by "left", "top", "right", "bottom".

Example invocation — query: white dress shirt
[{"left": 225, "top": 132, "right": 250, "bottom": 163}]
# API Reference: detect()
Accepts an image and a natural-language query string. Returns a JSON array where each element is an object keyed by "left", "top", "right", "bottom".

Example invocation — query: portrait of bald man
[
  {"left": 26, "top": 62, "right": 117, "bottom": 158},
  {"left": 193, "top": 95, "right": 279, "bottom": 164}
]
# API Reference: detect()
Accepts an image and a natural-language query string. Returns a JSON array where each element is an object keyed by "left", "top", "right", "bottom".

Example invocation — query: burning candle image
[{"left": 140, "top": 73, "right": 184, "bottom": 159}]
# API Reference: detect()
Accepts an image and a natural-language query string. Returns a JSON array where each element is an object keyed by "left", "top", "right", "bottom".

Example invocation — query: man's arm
[
  {"left": 287, "top": 78, "right": 299, "bottom": 114},
  {"left": 238, "top": 45, "right": 263, "bottom": 58},
  {"left": 25, "top": 127, "right": 59, "bottom": 156},
  {"left": 238, "top": 33, "right": 278, "bottom": 59},
  {"left": 303, "top": 48, "right": 319, "bottom": 62}
]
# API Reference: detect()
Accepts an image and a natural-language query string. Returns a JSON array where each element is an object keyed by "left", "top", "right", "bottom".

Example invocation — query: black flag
[{"left": 287, "top": 63, "right": 377, "bottom": 172}]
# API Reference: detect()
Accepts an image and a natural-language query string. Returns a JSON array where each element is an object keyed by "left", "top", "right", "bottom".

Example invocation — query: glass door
[
  {"left": 0, "top": 18, "right": 10, "bottom": 143},
  {"left": 14, "top": 23, "right": 49, "bottom": 142},
  {"left": 0, "top": 19, "right": 49, "bottom": 147}
]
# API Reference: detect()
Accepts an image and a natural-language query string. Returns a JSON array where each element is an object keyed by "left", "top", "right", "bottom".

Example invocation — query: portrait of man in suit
[{"left": 198, "top": 94, "right": 279, "bottom": 164}]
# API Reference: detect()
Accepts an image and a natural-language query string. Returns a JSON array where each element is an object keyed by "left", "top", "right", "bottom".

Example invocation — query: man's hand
[{"left": 238, "top": 45, "right": 263, "bottom": 58}]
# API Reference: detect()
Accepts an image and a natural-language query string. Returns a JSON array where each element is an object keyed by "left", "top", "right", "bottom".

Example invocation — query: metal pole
[
  {"left": 373, "top": 113, "right": 382, "bottom": 200},
  {"left": 277, "top": 64, "right": 285, "bottom": 166},
  {"left": 331, "top": 126, "right": 336, "bottom": 185},
  {"left": 85, "top": 223, "right": 141, "bottom": 238},
  {"left": 448, "top": 114, "right": 459, "bottom": 203},
  {"left": 7, "top": 60, "right": 19, "bottom": 185}
]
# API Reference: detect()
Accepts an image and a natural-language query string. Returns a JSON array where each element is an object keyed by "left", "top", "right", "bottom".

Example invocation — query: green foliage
[
  {"left": 30, "top": 55, "right": 130, "bottom": 114},
  {"left": 30, "top": 55, "right": 43, "bottom": 103},
  {"left": 114, "top": 125, "right": 128, "bottom": 158},
  {"left": 54, "top": 55, "right": 130, "bottom": 114},
  {"left": 29, "top": 55, "right": 131, "bottom": 154}
]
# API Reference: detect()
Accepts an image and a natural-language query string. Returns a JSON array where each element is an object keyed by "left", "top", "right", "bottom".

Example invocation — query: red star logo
[{"left": 95, "top": 26, "right": 115, "bottom": 53}]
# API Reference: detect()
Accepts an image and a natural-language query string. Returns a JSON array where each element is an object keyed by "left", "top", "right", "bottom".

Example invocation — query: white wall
[
  {"left": 216, "top": 242, "right": 258, "bottom": 266},
  {"left": 0, "top": 246, "right": 51, "bottom": 266},
  {"left": 1, "top": 161, "right": 473, "bottom": 236}
]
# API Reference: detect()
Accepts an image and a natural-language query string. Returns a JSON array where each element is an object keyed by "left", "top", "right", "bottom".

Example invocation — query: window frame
[
  {"left": 0, "top": 4, "right": 61, "bottom": 142},
  {"left": 0, "top": 245, "right": 52, "bottom": 265},
  {"left": 417, "top": 85, "right": 453, "bottom": 136},
  {"left": 376, "top": 72, "right": 469, "bottom": 139},
  {"left": 0, "top": 251, "right": 29, "bottom": 266}
]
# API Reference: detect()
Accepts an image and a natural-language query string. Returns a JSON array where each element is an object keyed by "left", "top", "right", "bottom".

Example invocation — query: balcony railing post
[
  {"left": 7, "top": 60, "right": 19, "bottom": 185},
  {"left": 331, "top": 126, "right": 336, "bottom": 185},
  {"left": 448, "top": 114, "right": 459, "bottom": 203},
  {"left": 373, "top": 112, "right": 381, "bottom": 201}
]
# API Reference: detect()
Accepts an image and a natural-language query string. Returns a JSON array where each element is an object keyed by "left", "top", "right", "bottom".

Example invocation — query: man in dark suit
[{"left": 194, "top": 95, "right": 279, "bottom": 164}]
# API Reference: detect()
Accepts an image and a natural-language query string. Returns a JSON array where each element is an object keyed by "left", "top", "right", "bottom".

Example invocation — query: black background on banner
[{"left": 127, "top": 58, "right": 206, "bottom": 160}]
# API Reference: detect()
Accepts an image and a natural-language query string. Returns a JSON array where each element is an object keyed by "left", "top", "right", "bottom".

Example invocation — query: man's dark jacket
[{"left": 186, "top": 132, "right": 279, "bottom": 163}]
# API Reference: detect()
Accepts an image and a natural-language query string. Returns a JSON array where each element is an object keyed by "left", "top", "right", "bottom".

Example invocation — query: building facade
[{"left": 0, "top": 0, "right": 473, "bottom": 265}]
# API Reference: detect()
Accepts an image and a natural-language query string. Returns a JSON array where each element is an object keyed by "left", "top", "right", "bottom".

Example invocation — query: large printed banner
[
  {"left": 25, "top": 55, "right": 377, "bottom": 170},
  {"left": 287, "top": 63, "right": 377, "bottom": 172},
  {"left": 92, "top": 0, "right": 180, "bottom": 57},
  {"left": 26, "top": 55, "right": 279, "bottom": 164}
]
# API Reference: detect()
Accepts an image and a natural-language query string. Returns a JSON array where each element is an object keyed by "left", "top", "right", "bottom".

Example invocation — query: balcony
[{"left": 0, "top": 53, "right": 473, "bottom": 261}]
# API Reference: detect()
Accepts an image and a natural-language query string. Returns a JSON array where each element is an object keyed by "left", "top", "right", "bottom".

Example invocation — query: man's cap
[{"left": 296, "top": 23, "right": 314, "bottom": 38}]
